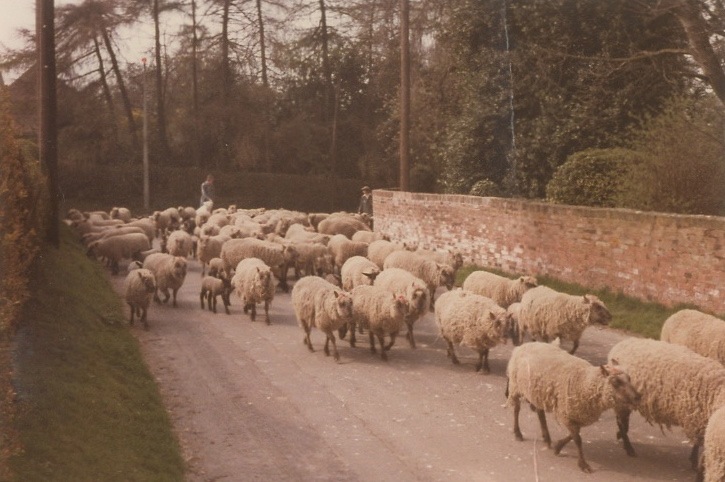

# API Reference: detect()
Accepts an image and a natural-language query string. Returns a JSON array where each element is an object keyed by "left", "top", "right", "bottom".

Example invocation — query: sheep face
[
  {"left": 333, "top": 291, "right": 354, "bottom": 319},
  {"left": 585, "top": 295, "right": 612, "bottom": 325},
  {"left": 408, "top": 286, "right": 428, "bottom": 315},
  {"left": 487, "top": 311, "right": 509, "bottom": 340},
  {"left": 439, "top": 265, "right": 456, "bottom": 290},
  {"left": 390, "top": 294, "right": 409, "bottom": 320},
  {"left": 601, "top": 364, "right": 640, "bottom": 410},
  {"left": 519, "top": 276, "right": 538, "bottom": 290},
  {"left": 172, "top": 258, "right": 187, "bottom": 279},
  {"left": 139, "top": 271, "right": 156, "bottom": 293}
]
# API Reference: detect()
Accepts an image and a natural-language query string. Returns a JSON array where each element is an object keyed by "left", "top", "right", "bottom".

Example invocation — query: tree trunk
[
  {"left": 399, "top": 0, "right": 410, "bottom": 191},
  {"left": 671, "top": 0, "right": 725, "bottom": 107},
  {"left": 256, "top": 0, "right": 271, "bottom": 171},
  {"left": 101, "top": 26, "right": 139, "bottom": 149},
  {"left": 220, "top": 0, "right": 232, "bottom": 168},
  {"left": 191, "top": 0, "right": 201, "bottom": 167},
  {"left": 153, "top": 0, "right": 170, "bottom": 158},
  {"left": 92, "top": 35, "right": 117, "bottom": 134},
  {"left": 319, "top": 0, "right": 332, "bottom": 124}
]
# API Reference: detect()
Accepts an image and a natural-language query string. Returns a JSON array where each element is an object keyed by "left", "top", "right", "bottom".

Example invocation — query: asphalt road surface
[{"left": 110, "top": 255, "right": 697, "bottom": 482}]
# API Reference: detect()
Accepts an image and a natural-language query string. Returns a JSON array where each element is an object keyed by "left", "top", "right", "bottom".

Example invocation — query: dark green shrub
[{"left": 469, "top": 178, "right": 501, "bottom": 197}]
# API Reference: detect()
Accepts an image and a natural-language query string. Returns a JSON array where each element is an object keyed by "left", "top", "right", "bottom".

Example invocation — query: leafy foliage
[{"left": 469, "top": 179, "right": 501, "bottom": 197}]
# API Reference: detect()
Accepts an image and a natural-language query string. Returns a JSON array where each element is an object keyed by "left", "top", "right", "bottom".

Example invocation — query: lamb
[
  {"left": 142, "top": 253, "right": 188, "bottom": 307},
  {"left": 220, "top": 237, "right": 298, "bottom": 292},
  {"left": 374, "top": 268, "right": 429, "bottom": 349},
  {"left": 367, "top": 239, "right": 414, "bottom": 269},
  {"left": 291, "top": 276, "right": 354, "bottom": 361},
  {"left": 327, "top": 234, "right": 368, "bottom": 274},
  {"left": 383, "top": 250, "right": 455, "bottom": 308},
  {"left": 350, "top": 285, "right": 408, "bottom": 360},
  {"left": 434, "top": 289, "right": 513, "bottom": 373},
  {"left": 231, "top": 258, "right": 275, "bottom": 324},
  {"left": 660, "top": 309, "right": 725, "bottom": 365},
  {"left": 123, "top": 268, "right": 156, "bottom": 329},
  {"left": 166, "top": 229, "right": 194, "bottom": 258},
  {"left": 507, "top": 341, "right": 641, "bottom": 473},
  {"left": 200, "top": 273, "right": 233, "bottom": 314},
  {"left": 703, "top": 405, "right": 725, "bottom": 482},
  {"left": 87, "top": 232, "right": 151, "bottom": 275},
  {"left": 517, "top": 286, "right": 611, "bottom": 354},
  {"left": 340, "top": 256, "right": 380, "bottom": 291},
  {"left": 317, "top": 214, "right": 371, "bottom": 239},
  {"left": 607, "top": 338, "right": 725, "bottom": 471},
  {"left": 462, "top": 271, "right": 538, "bottom": 308}
]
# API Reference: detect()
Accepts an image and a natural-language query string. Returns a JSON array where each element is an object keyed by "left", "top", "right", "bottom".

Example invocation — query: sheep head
[
  {"left": 332, "top": 290, "right": 354, "bottom": 319},
  {"left": 518, "top": 276, "right": 538, "bottom": 290},
  {"left": 600, "top": 363, "right": 640, "bottom": 410},
  {"left": 391, "top": 294, "right": 409, "bottom": 320},
  {"left": 584, "top": 294, "right": 612, "bottom": 325},
  {"left": 438, "top": 264, "right": 456, "bottom": 290},
  {"left": 138, "top": 271, "right": 157, "bottom": 293}
]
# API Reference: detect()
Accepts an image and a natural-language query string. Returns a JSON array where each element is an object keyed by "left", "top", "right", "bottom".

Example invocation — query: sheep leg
[
  {"left": 323, "top": 334, "right": 331, "bottom": 356},
  {"left": 376, "top": 334, "right": 388, "bottom": 361},
  {"left": 690, "top": 440, "right": 702, "bottom": 471},
  {"left": 512, "top": 396, "right": 524, "bottom": 441},
  {"left": 445, "top": 339, "right": 460, "bottom": 365},
  {"left": 153, "top": 289, "right": 162, "bottom": 304},
  {"left": 223, "top": 294, "right": 231, "bottom": 315},
  {"left": 405, "top": 320, "right": 417, "bottom": 349},
  {"left": 476, "top": 348, "right": 491, "bottom": 373},
  {"left": 111, "top": 260, "right": 120, "bottom": 275},
  {"left": 211, "top": 294, "right": 217, "bottom": 313},
  {"left": 557, "top": 426, "right": 591, "bottom": 473},
  {"left": 569, "top": 339, "right": 580, "bottom": 355},
  {"left": 160, "top": 288, "right": 170, "bottom": 304},
  {"left": 615, "top": 408, "right": 636, "bottom": 457},
  {"left": 369, "top": 331, "right": 377, "bottom": 353},
  {"left": 348, "top": 322, "right": 356, "bottom": 347},
  {"left": 264, "top": 300, "right": 270, "bottom": 325},
  {"left": 128, "top": 303, "right": 136, "bottom": 325},
  {"left": 301, "top": 321, "right": 314, "bottom": 352},
  {"left": 328, "top": 332, "right": 340, "bottom": 361},
  {"left": 384, "top": 334, "right": 397, "bottom": 351},
  {"left": 200, "top": 290, "right": 206, "bottom": 309},
  {"left": 140, "top": 307, "right": 149, "bottom": 330},
  {"left": 338, "top": 324, "right": 348, "bottom": 339},
  {"left": 536, "top": 409, "right": 552, "bottom": 448},
  {"left": 172, "top": 288, "right": 179, "bottom": 307},
  {"left": 250, "top": 303, "right": 257, "bottom": 322}
]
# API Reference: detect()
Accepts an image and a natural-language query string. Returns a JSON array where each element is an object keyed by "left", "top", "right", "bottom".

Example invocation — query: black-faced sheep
[
  {"left": 123, "top": 268, "right": 156, "bottom": 329},
  {"left": 435, "top": 289, "right": 513, "bottom": 373},
  {"left": 607, "top": 338, "right": 725, "bottom": 472},
  {"left": 517, "top": 286, "right": 611, "bottom": 354},
  {"left": 462, "top": 271, "right": 538, "bottom": 308},
  {"left": 291, "top": 276, "right": 354, "bottom": 361},
  {"left": 660, "top": 309, "right": 725, "bottom": 365},
  {"left": 507, "top": 341, "right": 640, "bottom": 473}
]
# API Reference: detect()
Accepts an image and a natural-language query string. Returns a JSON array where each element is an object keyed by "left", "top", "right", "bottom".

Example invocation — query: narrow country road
[{"left": 110, "top": 256, "right": 695, "bottom": 482}]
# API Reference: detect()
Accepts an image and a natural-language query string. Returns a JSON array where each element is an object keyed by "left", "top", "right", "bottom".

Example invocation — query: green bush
[
  {"left": 545, "top": 148, "right": 638, "bottom": 207},
  {"left": 469, "top": 178, "right": 501, "bottom": 197}
]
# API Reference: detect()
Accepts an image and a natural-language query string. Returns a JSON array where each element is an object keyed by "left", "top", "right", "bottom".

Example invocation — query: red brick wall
[{"left": 373, "top": 190, "right": 725, "bottom": 314}]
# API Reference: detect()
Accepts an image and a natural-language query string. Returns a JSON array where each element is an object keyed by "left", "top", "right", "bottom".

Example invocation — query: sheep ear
[
  {"left": 489, "top": 312, "right": 497, "bottom": 322},
  {"left": 611, "top": 358, "right": 620, "bottom": 366},
  {"left": 137, "top": 271, "right": 144, "bottom": 280},
  {"left": 599, "top": 365, "right": 610, "bottom": 376},
  {"left": 333, "top": 290, "right": 340, "bottom": 298},
  {"left": 583, "top": 295, "right": 590, "bottom": 303}
]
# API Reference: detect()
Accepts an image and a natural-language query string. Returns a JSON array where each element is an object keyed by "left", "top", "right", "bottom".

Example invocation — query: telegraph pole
[
  {"left": 142, "top": 57, "right": 150, "bottom": 211},
  {"left": 399, "top": 0, "right": 410, "bottom": 192},
  {"left": 38, "top": 0, "right": 59, "bottom": 246}
]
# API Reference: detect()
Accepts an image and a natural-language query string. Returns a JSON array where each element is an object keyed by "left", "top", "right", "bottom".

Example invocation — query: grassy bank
[
  {"left": 9, "top": 225, "right": 184, "bottom": 481},
  {"left": 456, "top": 266, "right": 691, "bottom": 339}
]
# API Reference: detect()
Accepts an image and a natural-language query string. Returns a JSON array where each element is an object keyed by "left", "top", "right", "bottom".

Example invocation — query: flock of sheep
[{"left": 66, "top": 202, "right": 725, "bottom": 481}]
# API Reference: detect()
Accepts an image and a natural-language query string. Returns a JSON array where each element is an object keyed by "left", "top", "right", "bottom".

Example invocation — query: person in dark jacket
[
  {"left": 358, "top": 186, "right": 373, "bottom": 216},
  {"left": 200, "top": 174, "right": 215, "bottom": 206}
]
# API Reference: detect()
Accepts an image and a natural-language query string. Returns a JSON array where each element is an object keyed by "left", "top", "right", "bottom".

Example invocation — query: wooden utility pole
[
  {"left": 399, "top": 0, "right": 410, "bottom": 191},
  {"left": 38, "top": 0, "right": 59, "bottom": 246}
]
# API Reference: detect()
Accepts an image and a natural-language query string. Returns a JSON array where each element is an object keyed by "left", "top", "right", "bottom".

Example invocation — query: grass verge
[
  {"left": 456, "top": 265, "right": 694, "bottom": 339},
  {"left": 9, "top": 224, "right": 185, "bottom": 481}
]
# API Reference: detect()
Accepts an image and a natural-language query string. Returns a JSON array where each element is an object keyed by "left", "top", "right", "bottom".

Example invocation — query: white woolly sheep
[
  {"left": 82, "top": 225, "right": 147, "bottom": 245},
  {"left": 340, "top": 256, "right": 380, "bottom": 292},
  {"left": 163, "top": 207, "right": 182, "bottom": 231},
  {"left": 143, "top": 253, "right": 188, "bottom": 307},
  {"left": 126, "top": 218, "right": 155, "bottom": 243},
  {"left": 87, "top": 232, "right": 151, "bottom": 275},
  {"left": 351, "top": 231, "right": 388, "bottom": 244},
  {"left": 383, "top": 250, "right": 455, "bottom": 308},
  {"left": 179, "top": 206, "right": 197, "bottom": 221},
  {"left": 123, "top": 268, "right": 157, "bottom": 329},
  {"left": 307, "top": 212, "right": 329, "bottom": 230},
  {"left": 317, "top": 214, "right": 371, "bottom": 239},
  {"left": 153, "top": 210, "right": 171, "bottom": 238},
  {"left": 435, "top": 289, "right": 513, "bottom": 373},
  {"left": 220, "top": 237, "right": 298, "bottom": 292},
  {"left": 327, "top": 234, "right": 368, "bottom": 274},
  {"left": 661, "top": 309, "right": 725, "bottom": 365},
  {"left": 231, "top": 257, "right": 275, "bottom": 324},
  {"left": 200, "top": 273, "right": 233, "bottom": 314},
  {"left": 165, "top": 230, "right": 194, "bottom": 258},
  {"left": 416, "top": 248, "right": 464, "bottom": 273},
  {"left": 207, "top": 257, "right": 225, "bottom": 278},
  {"left": 704, "top": 405, "right": 725, "bottom": 482},
  {"left": 517, "top": 286, "right": 611, "bottom": 354},
  {"left": 292, "top": 241, "right": 334, "bottom": 278},
  {"left": 374, "top": 268, "right": 430, "bottom": 349},
  {"left": 110, "top": 206, "right": 132, "bottom": 222},
  {"left": 507, "top": 341, "right": 640, "bottom": 473},
  {"left": 367, "top": 239, "right": 414, "bottom": 269},
  {"left": 291, "top": 276, "right": 354, "bottom": 361},
  {"left": 206, "top": 212, "right": 230, "bottom": 229},
  {"left": 350, "top": 285, "right": 409, "bottom": 360},
  {"left": 198, "top": 234, "right": 230, "bottom": 276},
  {"left": 462, "top": 271, "right": 538, "bottom": 308},
  {"left": 607, "top": 338, "right": 725, "bottom": 471}
]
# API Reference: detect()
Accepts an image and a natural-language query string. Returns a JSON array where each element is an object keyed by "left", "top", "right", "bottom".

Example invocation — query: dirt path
[{"left": 112, "top": 257, "right": 695, "bottom": 482}]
